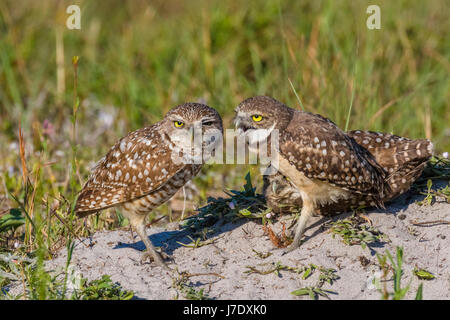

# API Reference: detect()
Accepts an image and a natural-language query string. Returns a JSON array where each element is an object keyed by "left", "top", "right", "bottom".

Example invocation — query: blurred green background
[
  {"left": 0, "top": 0, "right": 448, "bottom": 225},
  {"left": 1, "top": 0, "right": 449, "bottom": 142}
]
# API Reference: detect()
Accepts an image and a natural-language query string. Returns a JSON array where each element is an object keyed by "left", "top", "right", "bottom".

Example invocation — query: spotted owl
[
  {"left": 75, "top": 103, "right": 223, "bottom": 268},
  {"left": 234, "top": 96, "right": 433, "bottom": 252}
]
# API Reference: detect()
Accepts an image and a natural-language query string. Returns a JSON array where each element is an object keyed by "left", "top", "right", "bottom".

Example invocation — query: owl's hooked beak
[
  {"left": 233, "top": 116, "right": 241, "bottom": 132},
  {"left": 233, "top": 112, "right": 241, "bottom": 127},
  {"left": 233, "top": 113, "right": 253, "bottom": 135}
]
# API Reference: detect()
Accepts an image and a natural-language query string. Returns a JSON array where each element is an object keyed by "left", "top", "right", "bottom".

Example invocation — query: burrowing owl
[
  {"left": 263, "top": 130, "right": 433, "bottom": 215},
  {"left": 75, "top": 103, "right": 223, "bottom": 268},
  {"left": 234, "top": 96, "right": 433, "bottom": 252}
]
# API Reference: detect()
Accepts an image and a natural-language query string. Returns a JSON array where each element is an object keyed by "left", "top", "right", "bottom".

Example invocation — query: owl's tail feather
[{"left": 348, "top": 130, "right": 433, "bottom": 202}]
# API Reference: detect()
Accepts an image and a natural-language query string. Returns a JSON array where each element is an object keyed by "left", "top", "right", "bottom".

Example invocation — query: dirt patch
[{"left": 22, "top": 184, "right": 450, "bottom": 300}]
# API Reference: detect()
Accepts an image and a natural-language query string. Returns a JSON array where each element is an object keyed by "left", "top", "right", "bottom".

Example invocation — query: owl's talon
[
  {"left": 140, "top": 251, "right": 154, "bottom": 264},
  {"left": 281, "top": 241, "right": 302, "bottom": 255},
  {"left": 160, "top": 251, "right": 170, "bottom": 260},
  {"left": 141, "top": 250, "right": 171, "bottom": 271}
]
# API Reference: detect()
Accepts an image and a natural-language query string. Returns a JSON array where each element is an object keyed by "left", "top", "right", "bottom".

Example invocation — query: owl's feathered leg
[
  {"left": 283, "top": 197, "right": 314, "bottom": 253},
  {"left": 121, "top": 208, "right": 169, "bottom": 270}
]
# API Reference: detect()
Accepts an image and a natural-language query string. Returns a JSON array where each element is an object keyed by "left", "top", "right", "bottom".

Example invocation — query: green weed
[
  {"left": 376, "top": 247, "right": 423, "bottom": 300},
  {"left": 172, "top": 271, "right": 211, "bottom": 300},
  {"left": 183, "top": 172, "right": 268, "bottom": 232},
  {"left": 328, "top": 214, "right": 388, "bottom": 249}
]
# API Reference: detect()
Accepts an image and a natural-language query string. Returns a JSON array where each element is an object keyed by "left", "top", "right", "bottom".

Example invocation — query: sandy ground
[{"left": 8, "top": 181, "right": 450, "bottom": 300}]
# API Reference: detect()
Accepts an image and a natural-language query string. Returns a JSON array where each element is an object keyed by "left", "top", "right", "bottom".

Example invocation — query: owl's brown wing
[
  {"left": 347, "top": 130, "right": 433, "bottom": 201},
  {"left": 279, "top": 111, "right": 388, "bottom": 202},
  {"left": 75, "top": 124, "right": 190, "bottom": 216}
]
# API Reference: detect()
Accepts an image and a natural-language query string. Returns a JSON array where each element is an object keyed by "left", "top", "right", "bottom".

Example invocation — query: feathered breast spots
[{"left": 74, "top": 124, "right": 184, "bottom": 216}]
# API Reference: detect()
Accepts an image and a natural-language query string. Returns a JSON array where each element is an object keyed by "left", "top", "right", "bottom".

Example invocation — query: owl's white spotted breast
[{"left": 121, "top": 164, "right": 202, "bottom": 215}]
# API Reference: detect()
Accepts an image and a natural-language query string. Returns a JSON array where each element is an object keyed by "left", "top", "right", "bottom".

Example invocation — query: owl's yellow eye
[
  {"left": 174, "top": 121, "right": 184, "bottom": 128},
  {"left": 252, "top": 115, "right": 263, "bottom": 122}
]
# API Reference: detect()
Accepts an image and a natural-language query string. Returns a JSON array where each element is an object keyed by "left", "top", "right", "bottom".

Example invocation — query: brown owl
[
  {"left": 234, "top": 96, "right": 433, "bottom": 252},
  {"left": 75, "top": 103, "right": 223, "bottom": 268}
]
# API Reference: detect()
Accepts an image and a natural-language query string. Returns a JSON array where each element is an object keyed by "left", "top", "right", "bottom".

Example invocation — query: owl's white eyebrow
[{"left": 201, "top": 117, "right": 216, "bottom": 123}]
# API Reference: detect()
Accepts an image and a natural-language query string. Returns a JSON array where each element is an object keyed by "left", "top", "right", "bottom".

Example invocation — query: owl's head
[
  {"left": 234, "top": 96, "right": 293, "bottom": 141},
  {"left": 162, "top": 102, "right": 223, "bottom": 162}
]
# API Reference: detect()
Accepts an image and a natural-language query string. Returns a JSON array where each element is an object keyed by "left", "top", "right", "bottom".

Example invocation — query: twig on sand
[
  {"left": 410, "top": 220, "right": 450, "bottom": 227},
  {"left": 180, "top": 271, "right": 225, "bottom": 279}
]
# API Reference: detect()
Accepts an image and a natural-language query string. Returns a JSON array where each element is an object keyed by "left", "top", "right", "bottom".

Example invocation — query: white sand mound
[{"left": 40, "top": 182, "right": 449, "bottom": 300}]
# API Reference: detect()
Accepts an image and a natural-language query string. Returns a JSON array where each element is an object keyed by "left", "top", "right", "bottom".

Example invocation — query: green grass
[
  {"left": 290, "top": 264, "right": 339, "bottom": 300},
  {"left": 0, "top": 0, "right": 448, "bottom": 299},
  {"left": 376, "top": 247, "right": 424, "bottom": 300},
  {"left": 171, "top": 270, "right": 212, "bottom": 300},
  {"left": 328, "top": 214, "right": 388, "bottom": 249},
  {"left": 0, "top": 241, "right": 134, "bottom": 300},
  {"left": 183, "top": 172, "right": 269, "bottom": 232}
]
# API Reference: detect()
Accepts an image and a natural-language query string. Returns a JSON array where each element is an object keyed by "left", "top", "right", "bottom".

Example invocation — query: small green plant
[
  {"left": 415, "top": 284, "right": 423, "bottom": 300},
  {"left": 318, "top": 267, "right": 340, "bottom": 285},
  {"left": 182, "top": 286, "right": 208, "bottom": 300},
  {"left": 251, "top": 249, "right": 272, "bottom": 259},
  {"left": 416, "top": 179, "right": 434, "bottom": 206},
  {"left": 376, "top": 247, "right": 423, "bottom": 300},
  {"left": 244, "top": 261, "right": 339, "bottom": 300},
  {"left": 415, "top": 156, "right": 450, "bottom": 204},
  {"left": 74, "top": 275, "right": 134, "bottom": 300},
  {"left": 0, "top": 209, "right": 25, "bottom": 234},
  {"left": 176, "top": 234, "right": 223, "bottom": 249},
  {"left": 413, "top": 267, "right": 435, "bottom": 280},
  {"left": 0, "top": 252, "right": 36, "bottom": 294},
  {"left": 183, "top": 172, "right": 267, "bottom": 232},
  {"left": 0, "top": 240, "right": 133, "bottom": 300},
  {"left": 290, "top": 265, "right": 339, "bottom": 300},
  {"left": 419, "top": 156, "right": 450, "bottom": 182},
  {"left": 0, "top": 266, "right": 133, "bottom": 300},
  {"left": 172, "top": 271, "right": 210, "bottom": 300},
  {"left": 416, "top": 179, "right": 450, "bottom": 205},
  {"left": 291, "top": 286, "right": 335, "bottom": 300},
  {"left": 328, "top": 215, "right": 387, "bottom": 249}
]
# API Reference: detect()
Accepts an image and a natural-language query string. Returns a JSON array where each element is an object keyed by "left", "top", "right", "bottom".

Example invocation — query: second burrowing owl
[
  {"left": 234, "top": 96, "right": 433, "bottom": 252},
  {"left": 263, "top": 130, "right": 433, "bottom": 215},
  {"left": 75, "top": 103, "right": 223, "bottom": 268}
]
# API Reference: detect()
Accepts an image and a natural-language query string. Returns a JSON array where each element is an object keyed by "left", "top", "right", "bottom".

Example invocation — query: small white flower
[
  {"left": 54, "top": 150, "right": 65, "bottom": 157},
  {"left": 265, "top": 213, "right": 272, "bottom": 219},
  {"left": 228, "top": 201, "right": 235, "bottom": 210},
  {"left": 98, "top": 110, "right": 115, "bottom": 127},
  {"left": 8, "top": 142, "right": 18, "bottom": 151},
  {"left": 14, "top": 241, "right": 21, "bottom": 249},
  {"left": 443, "top": 152, "right": 449, "bottom": 159}
]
